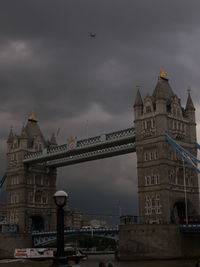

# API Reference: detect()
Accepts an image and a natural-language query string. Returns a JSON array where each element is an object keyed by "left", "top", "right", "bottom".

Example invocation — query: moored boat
[
  {"left": 14, "top": 247, "right": 87, "bottom": 261},
  {"left": 14, "top": 248, "right": 54, "bottom": 259}
]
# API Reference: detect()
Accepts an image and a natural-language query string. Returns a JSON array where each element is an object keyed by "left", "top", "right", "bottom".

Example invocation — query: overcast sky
[{"left": 1, "top": 0, "right": 200, "bottom": 223}]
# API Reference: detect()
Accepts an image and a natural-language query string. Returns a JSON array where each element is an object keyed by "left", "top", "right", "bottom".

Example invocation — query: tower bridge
[{"left": 1, "top": 68, "right": 200, "bottom": 259}]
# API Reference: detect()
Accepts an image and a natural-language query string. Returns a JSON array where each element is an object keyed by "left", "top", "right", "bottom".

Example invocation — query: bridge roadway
[
  {"left": 32, "top": 227, "right": 119, "bottom": 247},
  {"left": 32, "top": 224, "right": 197, "bottom": 247},
  {"left": 23, "top": 127, "right": 135, "bottom": 167}
]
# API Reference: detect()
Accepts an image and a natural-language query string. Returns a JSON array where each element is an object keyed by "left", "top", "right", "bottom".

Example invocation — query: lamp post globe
[{"left": 54, "top": 190, "right": 68, "bottom": 208}]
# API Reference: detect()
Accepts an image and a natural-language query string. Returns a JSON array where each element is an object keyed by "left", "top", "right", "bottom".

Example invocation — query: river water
[{"left": 0, "top": 255, "right": 196, "bottom": 267}]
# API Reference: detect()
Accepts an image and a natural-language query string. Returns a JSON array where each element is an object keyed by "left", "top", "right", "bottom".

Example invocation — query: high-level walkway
[{"left": 23, "top": 127, "right": 135, "bottom": 167}]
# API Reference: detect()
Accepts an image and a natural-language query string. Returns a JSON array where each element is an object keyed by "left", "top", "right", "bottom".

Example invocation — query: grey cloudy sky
[{"left": 1, "top": 0, "right": 200, "bottom": 222}]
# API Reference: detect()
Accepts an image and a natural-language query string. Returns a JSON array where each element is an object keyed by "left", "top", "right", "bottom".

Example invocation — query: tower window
[
  {"left": 146, "top": 106, "right": 151, "bottom": 113},
  {"left": 35, "top": 175, "right": 42, "bottom": 186},
  {"left": 29, "top": 192, "right": 33, "bottom": 203},
  {"left": 42, "top": 196, "right": 47, "bottom": 204},
  {"left": 35, "top": 191, "right": 42, "bottom": 203},
  {"left": 156, "top": 175, "right": 160, "bottom": 184},
  {"left": 145, "top": 174, "right": 159, "bottom": 186},
  {"left": 151, "top": 176, "right": 155, "bottom": 184},
  {"left": 14, "top": 141, "right": 18, "bottom": 149},
  {"left": 145, "top": 194, "right": 162, "bottom": 215},
  {"left": 167, "top": 104, "right": 171, "bottom": 113},
  {"left": 151, "top": 119, "right": 155, "bottom": 128},
  {"left": 177, "top": 108, "right": 181, "bottom": 117},
  {"left": 177, "top": 168, "right": 184, "bottom": 185},
  {"left": 27, "top": 176, "right": 31, "bottom": 185},
  {"left": 145, "top": 176, "right": 151, "bottom": 185},
  {"left": 169, "top": 119, "right": 173, "bottom": 129},
  {"left": 147, "top": 121, "right": 151, "bottom": 129},
  {"left": 44, "top": 178, "right": 49, "bottom": 186}
]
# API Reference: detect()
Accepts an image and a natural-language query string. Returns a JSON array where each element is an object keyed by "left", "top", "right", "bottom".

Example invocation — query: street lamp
[
  {"left": 52, "top": 190, "right": 70, "bottom": 267},
  {"left": 54, "top": 190, "right": 68, "bottom": 208}
]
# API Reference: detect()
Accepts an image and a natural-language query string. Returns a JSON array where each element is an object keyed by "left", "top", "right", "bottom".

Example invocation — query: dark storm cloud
[{"left": 1, "top": 0, "right": 200, "bottom": 218}]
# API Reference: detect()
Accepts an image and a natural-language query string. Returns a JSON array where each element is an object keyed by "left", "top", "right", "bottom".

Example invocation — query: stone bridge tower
[
  {"left": 6, "top": 113, "right": 57, "bottom": 232},
  {"left": 134, "top": 69, "right": 199, "bottom": 224}
]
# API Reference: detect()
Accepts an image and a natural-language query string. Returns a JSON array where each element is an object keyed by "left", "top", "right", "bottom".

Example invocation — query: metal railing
[{"left": 32, "top": 227, "right": 119, "bottom": 247}]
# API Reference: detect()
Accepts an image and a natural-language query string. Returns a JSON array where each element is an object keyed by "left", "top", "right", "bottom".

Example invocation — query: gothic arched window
[
  {"left": 35, "top": 191, "right": 42, "bottom": 203},
  {"left": 35, "top": 175, "right": 42, "bottom": 186}
]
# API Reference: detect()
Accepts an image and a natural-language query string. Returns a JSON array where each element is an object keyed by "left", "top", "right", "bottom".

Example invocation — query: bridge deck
[
  {"left": 32, "top": 227, "right": 119, "bottom": 247},
  {"left": 23, "top": 127, "right": 135, "bottom": 167}
]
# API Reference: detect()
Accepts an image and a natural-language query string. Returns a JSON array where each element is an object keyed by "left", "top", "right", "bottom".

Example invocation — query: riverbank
[{"left": 0, "top": 255, "right": 196, "bottom": 267}]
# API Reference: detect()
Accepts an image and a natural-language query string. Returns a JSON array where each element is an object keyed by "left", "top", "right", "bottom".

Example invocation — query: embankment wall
[
  {"left": 0, "top": 233, "right": 32, "bottom": 259},
  {"left": 117, "top": 224, "right": 182, "bottom": 260}
]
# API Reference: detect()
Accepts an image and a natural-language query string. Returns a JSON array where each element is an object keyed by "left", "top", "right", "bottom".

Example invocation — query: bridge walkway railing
[{"left": 23, "top": 127, "right": 135, "bottom": 165}]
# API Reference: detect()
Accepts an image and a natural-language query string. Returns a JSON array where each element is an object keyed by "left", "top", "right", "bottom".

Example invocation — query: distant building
[
  {"left": 90, "top": 219, "right": 107, "bottom": 228},
  {"left": 64, "top": 209, "right": 83, "bottom": 229}
]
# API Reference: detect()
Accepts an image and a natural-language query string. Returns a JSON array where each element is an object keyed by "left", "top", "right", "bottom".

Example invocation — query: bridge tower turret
[
  {"left": 134, "top": 88, "right": 143, "bottom": 120},
  {"left": 185, "top": 91, "right": 196, "bottom": 142},
  {"left": 134, "top": 69, "right": 199, "bottom": 224},
  {"left": 6, "top": 113, "right": 56, "bottom": 232}
]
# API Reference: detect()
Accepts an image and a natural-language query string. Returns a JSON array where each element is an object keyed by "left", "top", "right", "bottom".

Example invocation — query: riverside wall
[
  {"left": 0, "top": 233, "right": 32, "bottom": 258},
  {"left": 181, "top": 232, "right": 200, "bottom": 258},
  {"left": 117, "top": 224, "right": 183, "bottom": 260}
]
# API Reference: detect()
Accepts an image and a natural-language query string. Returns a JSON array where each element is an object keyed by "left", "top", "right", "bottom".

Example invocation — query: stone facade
[
  {"left": 0, "top": 203, "right": 6, "bottom": 222},
  {"left": 134, "top": 70, "right": 199, "bottom": 224},
  {"left": 6, "top": 114, "right": 57, "bottom": 232}
]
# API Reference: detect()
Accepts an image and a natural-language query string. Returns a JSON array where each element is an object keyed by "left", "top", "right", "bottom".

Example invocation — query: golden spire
[
  {"left": 28, "top": 112, "right": 37, "bottom": 122},
  {"left": 68, "top": 136, "right": 75, "bottom": 149},
  {"left": 69, "top": 136, "right": 75, "bottom": 145},
  {"left": 160, "top": 66, "right": 168, "bottom": 80}
]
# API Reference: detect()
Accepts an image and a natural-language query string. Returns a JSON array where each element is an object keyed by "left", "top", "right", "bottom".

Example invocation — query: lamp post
[{"left": 52, "top": 190, "right": 70, "bottom": 267}]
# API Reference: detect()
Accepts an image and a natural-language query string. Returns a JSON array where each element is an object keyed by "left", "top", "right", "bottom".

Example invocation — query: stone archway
[
  {"left": 171, "top": 199, "right": 194, "bottom": 224},
  {"left": 31, "top": 215, "right": 44, "bottom": 231},
  {"left": 170, "top": 201, "right": 185, "bottom": 224},
  {"left": 173, "top": 201, "right": 186, "bottom": 218}
]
